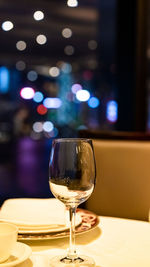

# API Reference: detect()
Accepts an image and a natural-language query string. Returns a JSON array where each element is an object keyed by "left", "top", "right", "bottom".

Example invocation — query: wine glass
[{"left": 49, "top": 138, "right": 96, "bottom": 267}]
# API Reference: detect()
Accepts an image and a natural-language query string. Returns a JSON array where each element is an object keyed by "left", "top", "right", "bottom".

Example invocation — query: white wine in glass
[{"left": 49, "top": 138, "right": 96, "bottom": 267}]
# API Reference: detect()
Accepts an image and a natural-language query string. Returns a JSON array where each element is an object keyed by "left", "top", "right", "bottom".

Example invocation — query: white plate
[
  {"left": 18, "top": 209, "right": 99, "bottom": 241},
  {"left": 0, "top": 242, "right": 32, "bottom": 267},
  {"left": 19, "top": 213, "right": 82, "bottom": 234}
]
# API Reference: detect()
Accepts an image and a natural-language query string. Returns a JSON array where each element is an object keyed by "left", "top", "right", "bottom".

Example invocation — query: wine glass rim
[{"left": 53, "top": 138, "right": 92, "bottom": 143}]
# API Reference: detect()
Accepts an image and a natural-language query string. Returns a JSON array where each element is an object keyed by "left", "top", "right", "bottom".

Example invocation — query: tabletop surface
[{"left": 13, "top": 215, "right": 150, "bottom": 267}]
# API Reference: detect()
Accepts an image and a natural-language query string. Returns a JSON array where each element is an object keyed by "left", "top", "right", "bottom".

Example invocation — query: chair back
[{"left": 85, "top": 138, "right": 150, "bottom": 221}]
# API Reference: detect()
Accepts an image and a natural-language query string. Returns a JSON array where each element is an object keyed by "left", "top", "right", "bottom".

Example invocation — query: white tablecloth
[{"left": 19, "top": 216, "right": 150, "bottom": 267}]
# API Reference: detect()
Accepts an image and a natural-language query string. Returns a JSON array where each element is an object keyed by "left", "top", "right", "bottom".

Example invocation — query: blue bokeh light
[
  {"left": 88, "top": 97, "right": 100, "bottom": 108},
  {"left": 106, "top": 100, "right": 118, "bottom": 122},
  {"left": 33, "top": 92, "right": 44, "bottom": 103},
  {"left": 0, "top": 66, "right": 9, "bottom": 93}
]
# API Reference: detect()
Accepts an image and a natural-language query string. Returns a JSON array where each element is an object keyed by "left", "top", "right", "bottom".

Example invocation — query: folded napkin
[{"left": 0, "top": 198, "right": 67, "bottom": 231}]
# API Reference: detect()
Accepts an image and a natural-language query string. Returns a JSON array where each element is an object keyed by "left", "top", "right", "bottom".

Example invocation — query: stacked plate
[
  {"left": 0, "top": 198, "right": 98, "bottom": 265},
  {"left": 0, "top": 198, "right": 82, "bottom": 236}
]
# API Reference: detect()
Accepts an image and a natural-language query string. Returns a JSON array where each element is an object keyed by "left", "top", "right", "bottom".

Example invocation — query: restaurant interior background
[{"left": 0, "top": 0, "right": 149, "bottom": 205}]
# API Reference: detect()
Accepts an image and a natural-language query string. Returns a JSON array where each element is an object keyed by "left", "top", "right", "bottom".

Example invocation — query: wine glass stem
[{"left": 67, "top": 206, "right": 77, "bottom": 259}]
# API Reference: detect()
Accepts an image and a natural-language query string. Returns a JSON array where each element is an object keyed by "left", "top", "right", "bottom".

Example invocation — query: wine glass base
[{"left": 50, "top": 255, "right": 95, "bottom": 267}]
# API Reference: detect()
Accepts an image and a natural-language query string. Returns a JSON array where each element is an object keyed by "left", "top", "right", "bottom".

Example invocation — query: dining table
[{"left": 15, "top": 215, "right": 150, "bottom": 267}]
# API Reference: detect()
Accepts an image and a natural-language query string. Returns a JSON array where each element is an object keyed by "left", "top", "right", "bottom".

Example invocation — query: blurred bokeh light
[
  {"left": 33, "top": 92, "right": 44, "bottom": 103},
  {"left": 76, "top": 89, "right": 90, "bottom": 102},
  {"left": 43, "top": 121, "right": 54, "bottom": 132},
  {"left": 88, "top": 97, "right": 100, "bottom": 108},
  {"left": 16, "top": 41, "right": 26, "bottom": 51},
  {"left": 37, "top": 104, "right": 47, "bottom": 115},
  {"left": 20, "top": 87, "right": 35, "bottom": 99},
  {"left": 106, "top": 100, "right": 118, "bottom": 123},
  {"left": 67, "top": 0, "right": 78, "bottom": 7},
  {"left": 33, "top": 11, "right": 44, "bottom": 21},
  {"left": 43, "top": 98, "right": 62, "bottom": 109},
  {"left": 36, "top": 34, "right": 47, "bottom": 45},
  {"left": 1, "top": 21, "right": 14, "bottom": 31}
]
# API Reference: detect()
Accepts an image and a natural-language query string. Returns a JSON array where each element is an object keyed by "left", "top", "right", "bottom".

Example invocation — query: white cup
[{"left": 0, "top": 223, "right": 18, "bottom": 263}]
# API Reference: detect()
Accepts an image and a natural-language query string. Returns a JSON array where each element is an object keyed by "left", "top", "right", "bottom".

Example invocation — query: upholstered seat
[{"left": 85, "top": 139, "right": 150, "bottom": 221}]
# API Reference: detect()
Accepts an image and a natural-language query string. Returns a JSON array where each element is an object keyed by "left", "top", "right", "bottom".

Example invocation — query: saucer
[{"left": 0, "top": 242, "right": 32, "bottom": 266}]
